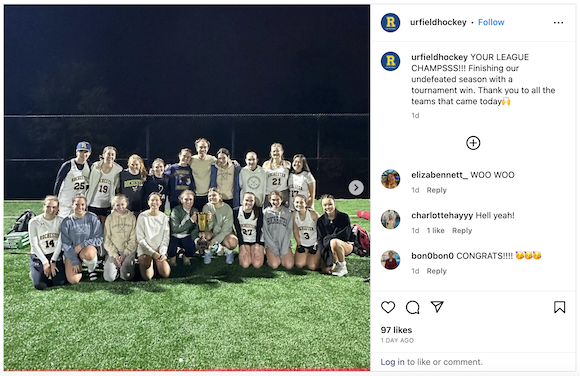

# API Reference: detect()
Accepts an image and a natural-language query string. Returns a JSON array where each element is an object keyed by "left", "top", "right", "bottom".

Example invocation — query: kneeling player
[
  {"left": 233, "top": 192, "right": 264, "bottom": 268},
  {"left": 201, "top": 188, "right": 238, "bottom": 264},
  {"left": 263, "top": 191, "right": 294, "bottom": 269},
  {"left": 168, "top": 190, "right": 199, "bottom": 266},
  {"left": 61, "top": 194, "right": 103, "bottom": 283},
  {"left": 103, "top": 194, "right": 137, "bottom": 282},
  {"left": 136, "top": 193, "right": 171, "bottom": 280},
  {"left": 28, "top": 195, "right": 66, "bottom": 290},
  {"left": 292, "top": 194, "right": 320, "bottom": 270}
]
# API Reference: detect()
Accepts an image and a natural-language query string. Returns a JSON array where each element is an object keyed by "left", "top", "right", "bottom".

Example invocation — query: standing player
[
  {"left": 317, "top": 194, "right": 353, "bottom": 277},
  {"left": 210, "top": 148, "right": 241, "bottom": 209},
  {"left": 262, "top": 191, "right": 294, "bottom": 270},
  {"left": 53, "top": 141, "right": 92, "bottom": 218},
  {"left": 165, "top": 148, "right": 196, "bottom": 210},
  {"left": 28, "top": 195, "right": 66, "bottom": 290},
  {"left": 86, "top": 146, "right": 122, "bottom": 225},
  {"left": 239, "top": 151, "right": 266, "bottom": 207},
  {"left": 189, "top": 138, "right": 216, "bottom": 211},
  {"left": 262, "top": 143, "right": 291, "bottom": 207},
  {"left": 142, "top": 158, "right": 169, "bottom": 211},
  {"left": 292, "top": 194, "right": 320, "bottom": 270},
  {"left": 136, "top": 192, "right": 171, "bottom": 280},
  {"left": 288, "top": 154, "right": 316, "bottom": 210},
  {"left": 233, "top": 192, "right": 264, "bottom": 269},
  {"left": 201, "top": 188, "right": 238, "bottom": 264},
  {"left": 103, "top": 194, "right": 138, "bottom": 282},
  {"left": 61, "top": 194, "right": 103, "bottom": 283},
  {"left": 119, "top": 154, "right": 148, "bottom": 217}
]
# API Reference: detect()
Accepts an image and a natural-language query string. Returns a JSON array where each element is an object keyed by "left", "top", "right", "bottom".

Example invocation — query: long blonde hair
[{"left": 128, "top": 154, "right": 147, "bottom": 181}]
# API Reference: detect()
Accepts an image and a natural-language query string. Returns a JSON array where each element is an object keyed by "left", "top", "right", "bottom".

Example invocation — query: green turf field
[{"left": 3, "top": 199, "right": 370, "bottom": 371}]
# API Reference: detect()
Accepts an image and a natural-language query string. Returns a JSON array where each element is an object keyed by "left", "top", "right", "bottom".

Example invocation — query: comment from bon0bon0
[{"left": 371, "top": 4, "right": 576, "bottom": 372}]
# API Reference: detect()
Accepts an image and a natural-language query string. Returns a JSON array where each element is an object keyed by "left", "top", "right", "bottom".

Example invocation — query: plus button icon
[{"left": 466, "top": 136, "right": 481, "bottom": 150}]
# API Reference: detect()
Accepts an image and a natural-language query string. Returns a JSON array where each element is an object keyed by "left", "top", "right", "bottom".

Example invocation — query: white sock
[
  {"left": 84, "top": 256, "right": 98, "bottom": 273},
  {"left": 225, "top": 249, "right": 233, "bottom": 255}
]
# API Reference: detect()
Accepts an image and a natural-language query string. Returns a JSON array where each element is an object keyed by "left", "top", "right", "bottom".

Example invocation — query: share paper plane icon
[{"left": 431, "top": 301, "right": 444, "bottom": 313}]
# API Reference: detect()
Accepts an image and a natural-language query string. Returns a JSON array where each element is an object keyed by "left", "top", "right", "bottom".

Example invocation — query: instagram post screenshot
[
  {"left": 371, "top": 2, "right": 577, "bottom": 374},
  {"left": 2, "top": 5, "right": 371, "bottom": 371},
  {"left": 2, "top": 1, "right": 578, "bottom": 375}
]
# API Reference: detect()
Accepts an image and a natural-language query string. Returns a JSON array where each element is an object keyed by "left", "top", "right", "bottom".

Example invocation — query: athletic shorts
[
  {"left": 296, "top": 245, "right": 317, "bottom": 255},
  {"left": 88, "top": 206, "right": 111, "bottom": 217},
  {"left": 241, "top": 242, "right": 264, "bottom": 248}
]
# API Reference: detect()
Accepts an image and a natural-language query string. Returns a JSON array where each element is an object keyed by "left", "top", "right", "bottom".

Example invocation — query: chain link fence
[{"left": 4, "top": 113, "right": 369, "bottom": 200}]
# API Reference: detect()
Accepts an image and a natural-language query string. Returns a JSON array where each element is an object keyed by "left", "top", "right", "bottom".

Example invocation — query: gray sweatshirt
[
  {"left": 202, "top": 202, "right": 234, "bottom": 246},
  {"left": 262, "top": 206, "right": 292, "bottom": 255},
  {"left": 61, "top": 212, "right": 103, "bottom": 266}
]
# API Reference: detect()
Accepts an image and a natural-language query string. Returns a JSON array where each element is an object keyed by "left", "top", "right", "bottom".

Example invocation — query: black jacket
[{"left": 316, "top": 210, "right": 351, "bottom": 267}]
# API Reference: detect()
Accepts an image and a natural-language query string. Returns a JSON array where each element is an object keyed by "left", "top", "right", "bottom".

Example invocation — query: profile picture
[
  {"left": 381, "top": 169, "right": 400, "bottom": 189},
  {"left": 381, "top": 210, "right": 400, "bottom": 229},
  {"left": 382, "top": 250, "right": 400, "bottom": 270}
]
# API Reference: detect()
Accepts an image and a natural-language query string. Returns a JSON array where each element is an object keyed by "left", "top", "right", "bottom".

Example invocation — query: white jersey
[
  {"left": 28, "top": 214, "right": 63, "bottom": 264},
  {"left": 58, "top": 160, "right": 90, "bottom": 218},
  {"left": 237, "top": 208, "right": 259, "bottom": 243},
  {"left": 265, "top": 164, "right": 289, "bottom": 193},
  {"left": 288, "top": 171, "right": 316, "bottom": 210},
  {"left": 90, "top": 169, "right": 115, "bottom": 208},
  {"left": 239, "top": 166, "right": 267, "bottom": 207},
  {"left": 294, "top": 210, "right": 317, "bottom": 247}
]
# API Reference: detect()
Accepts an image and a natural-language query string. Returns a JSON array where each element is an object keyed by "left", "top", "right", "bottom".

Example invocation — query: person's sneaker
[
  {"left": 225, "top": 251, "right": 235, "bottom": 265},
  {"left": 88, "top": 271, "right": 98, "bottom": 281},
  {"left": 332, "top": 261, "right": 348, "bottom": 277},
  {"left": 204, "top": 251, "right": 212, "bottom": 264},
  {"left": 183, "top": 256, "right": 191, "bottom": 266},
  {"left": 168, "top": 256, "right": 177, "bottom": 267},
  {"left": 331, "top": 261, "right": 342, "bottom": 276}
]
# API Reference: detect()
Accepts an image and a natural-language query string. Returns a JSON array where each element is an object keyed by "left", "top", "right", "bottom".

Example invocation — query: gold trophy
[
  {"left": 198, "top": 212, "right": 207, "bottom": 231},
  {"left": 196, "top": 212, "right": 209, "bottom": 255}
]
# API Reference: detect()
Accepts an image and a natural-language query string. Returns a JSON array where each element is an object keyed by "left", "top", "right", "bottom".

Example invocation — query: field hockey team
[{"left": 29, "top": 139, "right": 353, "bottom": 290}]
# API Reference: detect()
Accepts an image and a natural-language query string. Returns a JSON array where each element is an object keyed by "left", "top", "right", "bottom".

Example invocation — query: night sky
[
  {"left": 5, "top": 5, "right": 369, "bottom": 115},
  {"left": 4, "top": 5, "right": 369, "bottom": 199}
]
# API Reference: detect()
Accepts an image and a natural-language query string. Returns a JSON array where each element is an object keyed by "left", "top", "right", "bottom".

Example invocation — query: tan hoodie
[{"left": 104, "top": 210, "right": 137, "bottom": 256}]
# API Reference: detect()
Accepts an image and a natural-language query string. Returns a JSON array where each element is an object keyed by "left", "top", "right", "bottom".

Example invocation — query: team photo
[{"left": 4, "top": 5, "right": 370, "bottom": 371}]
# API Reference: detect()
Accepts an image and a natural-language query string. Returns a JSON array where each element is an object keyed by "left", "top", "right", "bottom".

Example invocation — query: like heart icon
[{"left": 381, "top": 301, "right": 395, "bottom": 313}]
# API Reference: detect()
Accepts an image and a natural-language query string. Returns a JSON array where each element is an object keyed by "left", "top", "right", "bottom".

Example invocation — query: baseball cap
[{"left": 76, "top": 141, "right": 92, "bottom": 152}]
